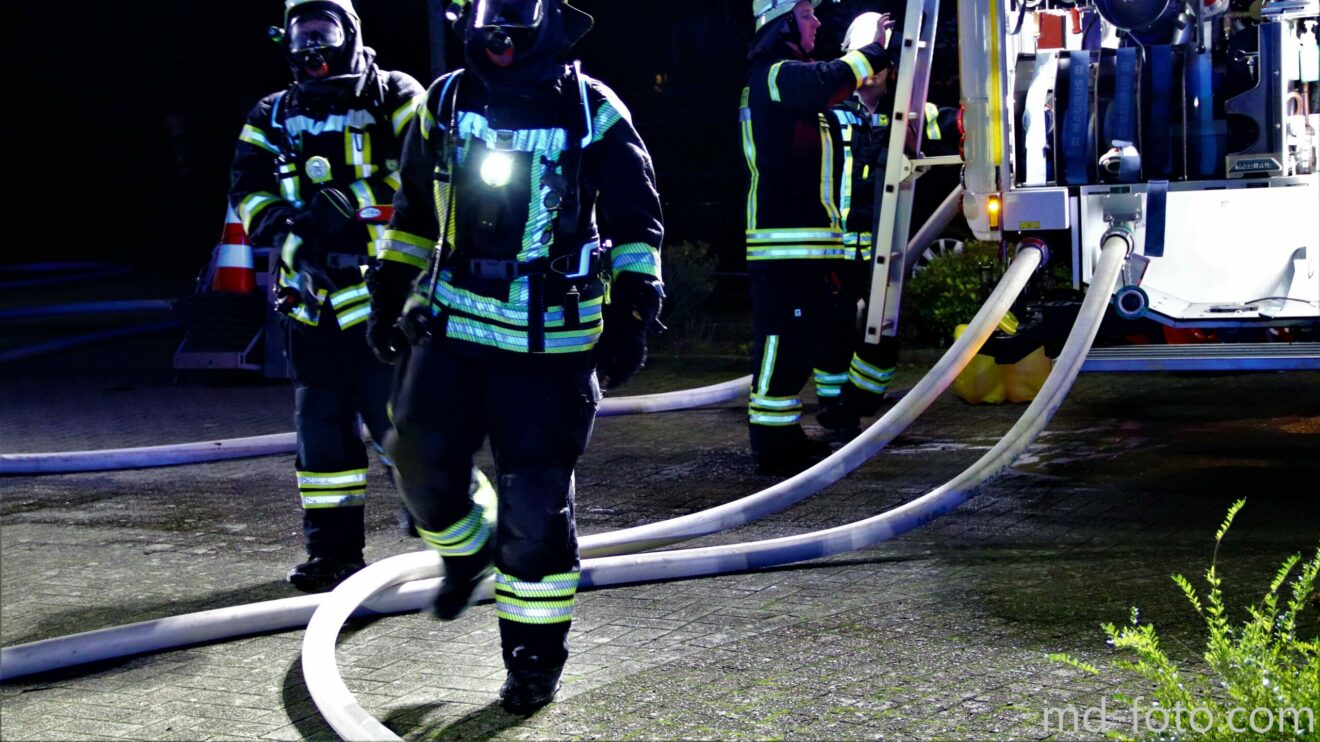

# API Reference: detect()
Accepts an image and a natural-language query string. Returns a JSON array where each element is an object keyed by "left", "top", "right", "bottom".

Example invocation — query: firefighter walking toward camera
[
  {"left": 228, "top": 0, "right": 426, "bottom": 592},
  {"left": 741, "top": 0, "right": 896, "bottom": 475},
  {"left": 366, "top": 0, "right": 664, "bottom": 714}
]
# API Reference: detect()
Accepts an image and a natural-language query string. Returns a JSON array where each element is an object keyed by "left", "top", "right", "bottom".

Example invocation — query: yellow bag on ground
[
  {"left": 952, "top": 324, "right": 1006, "bottom": 404},
  {"left": 1001, "top": 345, "right": 1051, "bottom": 403}
]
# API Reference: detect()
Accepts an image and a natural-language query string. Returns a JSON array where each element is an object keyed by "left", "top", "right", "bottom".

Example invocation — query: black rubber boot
[
  {"left": 753, "top": 428, "right": 833, "bottom": 476},
  {"left": 817, "top": 385, "right": 887, "bottom": 433},
  {"left": 432, "top": 539, "right": 495, "bottom": 620},
  {"left": 815, "top": 394, "right": 860, "bottom": 433},
  {"left": 498, "top": 666, "right": 564, "bottom": 715},
  {"left": 287, "top": 557, "right": 367, "bottom": 593}
]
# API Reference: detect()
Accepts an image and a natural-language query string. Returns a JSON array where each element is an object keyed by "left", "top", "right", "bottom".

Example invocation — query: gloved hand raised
[
  {"left": 594, "top": 272, "right": 664, "bottom": 391},
  {"left": 366, "top": 261, "right": 416, "bottom": 365}
]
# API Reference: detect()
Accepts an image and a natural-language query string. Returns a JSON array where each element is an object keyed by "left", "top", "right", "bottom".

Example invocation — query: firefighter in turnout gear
[
  {"left": 816, "top": 12, "right": 959, "bottom": 433},
  {"left": 366, "top": 0, "right": 664, "bottom": 715},
  {"left": 741, "top": 0, "right": 896, "bottom": 475},
  {"left": 229, "top": 0, "right": 425, "bottom": 592}
]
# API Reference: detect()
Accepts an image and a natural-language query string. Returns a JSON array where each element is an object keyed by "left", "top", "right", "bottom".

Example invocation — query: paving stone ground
[{"left": 2, "top": 325, "right": 1318, "bottom": 740}]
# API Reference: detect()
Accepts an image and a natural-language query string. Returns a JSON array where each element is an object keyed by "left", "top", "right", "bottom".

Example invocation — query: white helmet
[
  {"left": 842, "top": 11, "right": 884, "bottom": 51},
  {"left": 752, "top": 0, "right": 821, "bottom": 31}
]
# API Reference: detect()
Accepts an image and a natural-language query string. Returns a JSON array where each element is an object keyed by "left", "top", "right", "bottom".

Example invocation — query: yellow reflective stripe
[
  {"left": 740, "top": 99, "right": 760, "bottom": 230},
  {"left": 384, "top": 170, "right": 402, "bottom": 192},
  {"left": 349, "top": 180, "right": 376, "bottom": 209},
  {"left": 337, "top": 304, "right": 370, "bottom": 330},
  {"left": 238, "top": 191, "right": 280, "bottom": 231},
  {"left": 393, "top": 93, "right": 425, "bottom": 136},
  {"left": 819, "top": 114, "right": 840, "bottom": 228},
  {"left": 330, "top": 283, "right": 369, "bottom": 307},
  {"left": 297, "top": 468, "right": 368, "bottom": 488},
  {"left": 747, "top": 246, "right": 853, "bottom": 260},
  {"left": 768, "top": 62, "right": 784, "bottom": 103},
  {"left": 382, "top": 230, "right": 437, "bottom": 249},
  {"left": 345, "top": 130, "right": 374, "bottom": 180},
  {"left": 240, "top": 124, "right": 279, "bottom": 154},
  {"left": 746, "top": 228, "right": 843, "bottom": 242},
  {"left": 609, "top": 242, "right": 661, "bottom": 279},
  {"left": 748, "top": 394, "right": 801, "bottom": 409},
  {"left": 842, "top": 49, "right": 874, "bottom": 86},
  {"left": 302, "top": 493, "right": 366, "bottom": 509},
  {"left": 281, "top": 233, "right": 302, "bottom": 270},
  {"left": 756, "top": 335, "right": 779, "bottom": 396},
  {"left": 925, "top": 103, "right": 942, "bottom": 140}
]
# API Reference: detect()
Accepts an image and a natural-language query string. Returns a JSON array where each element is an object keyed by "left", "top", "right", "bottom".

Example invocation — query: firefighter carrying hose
[
  {"left": 228, "top": 0, "right": 428, "bottom": 592},
  {"left": 366, "top": 0, "right": 664, "bottom": 714},
  {"left": 741, "top": 0, "right": 897, "bottom": 475}
]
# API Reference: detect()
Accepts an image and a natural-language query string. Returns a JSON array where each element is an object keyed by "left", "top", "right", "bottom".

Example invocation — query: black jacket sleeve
[
  {"left": 229, "top": 94, "right": 296, "bottom": 249},
  {"left": 765, "top": 43, "right": 892, "bottom": 112},
  {"left": 379, "top": 75, "right": 450, "bottom": 276},
  {"left": 584, "top": 80, "right": 664, "bottom": 282}
]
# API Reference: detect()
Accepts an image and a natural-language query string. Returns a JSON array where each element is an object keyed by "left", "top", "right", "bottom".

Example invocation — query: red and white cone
[{"left": 212, "top": 205, "right": 256, "bottom": 294}]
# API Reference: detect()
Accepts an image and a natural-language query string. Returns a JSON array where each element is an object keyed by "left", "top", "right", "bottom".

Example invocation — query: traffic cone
[{"left": 212, "top": 205, "right": 256, "bottom": 294}]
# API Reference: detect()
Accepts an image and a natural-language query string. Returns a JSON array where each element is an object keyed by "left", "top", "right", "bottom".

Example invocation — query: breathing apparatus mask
[
  {"left": 288, "top": 12, "right": 346, "bottom": 79},
  {"left": 471, "top": 0, "right": 545, "bottom": 68},
  {"left": 269, "top": 1, "right": 365, "bottom": 84}
]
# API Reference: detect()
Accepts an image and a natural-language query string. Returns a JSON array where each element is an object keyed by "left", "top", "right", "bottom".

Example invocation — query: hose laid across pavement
[
  {"left": 0, "top": 377, "right": 752, "bottom": 476},
  {"left": 0, "top": 236, "right": 1060, "bottom": 685},
  {"left": 303, "top": 238, "right": 1126, "bottom": 741}
]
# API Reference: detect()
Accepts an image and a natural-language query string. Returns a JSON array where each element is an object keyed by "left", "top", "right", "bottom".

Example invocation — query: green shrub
[
  {"left": 900, "top": 239, "right": 1001, "bottom": 347},
  {"left": 655, "top": 239, "right": 718, "bottom": 351},
  {"left": 1052, "top": 500, "right": 1320, "bottom": 740}
]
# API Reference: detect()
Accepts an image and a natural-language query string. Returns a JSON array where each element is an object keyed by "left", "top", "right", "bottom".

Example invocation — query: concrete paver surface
[{"left": 3, "top": 334, "right": 1318, "bottom": 740}]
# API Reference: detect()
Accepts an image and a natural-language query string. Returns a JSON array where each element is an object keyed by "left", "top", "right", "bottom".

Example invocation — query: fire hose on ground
[
  {"left": 302, "top": 235, "right": 1127, "bottom": 741},
  {"left": 0, "top": 238, "right": 1066, "bottom": 682}
]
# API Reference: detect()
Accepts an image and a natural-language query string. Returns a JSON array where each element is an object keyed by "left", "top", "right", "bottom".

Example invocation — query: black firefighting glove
[
  {"left": 366, "top": 261, "right": 415, "bottom": 365},
  {"left": 595, "top": 272, "right": 664, "bottom": 391},
  {"left": 287, "top": 188, "right": 358, "bottom": 268}
]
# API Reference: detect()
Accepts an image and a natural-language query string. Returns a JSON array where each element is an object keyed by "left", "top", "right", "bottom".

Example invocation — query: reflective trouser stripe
[
  {"left": 850, "top": 354, "right": 895, "bottom": 395},
  {"left": 297, "top": 468, "right": 368, "bottom": 509},
  {"left": 417, "top": 501, "right": 493, "bottom": 557},
  {"left": 814, "top": 369, "right": 849, "bottom": 398},
  {"left": 494, "top": 569, "right": 579, "bottom": 624},
  {"left": 751, "top": 335, "right": 802, "bottom": 426}
]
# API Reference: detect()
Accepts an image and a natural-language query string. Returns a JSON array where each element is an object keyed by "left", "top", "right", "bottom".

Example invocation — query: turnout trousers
[
  {"left": 286, "top": 317, "right": 395, "bottom": 562},
  {"left": 748, "top": 260, "right": 853, "bottom": 454},
  {"left": 816, "top": 255, "right": 900, "bottom": 413},
  {"left": 386, "top": 337, "right": 599, "bottom": 673}
]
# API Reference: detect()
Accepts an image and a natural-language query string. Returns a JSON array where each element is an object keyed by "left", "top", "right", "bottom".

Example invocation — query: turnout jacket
[
  {"left": 230, "top": 67, "right": 426, "bottom": 328},
  {"left": 740, "top": 40, "right": 891, "bottom": 264},
  {"left": 829, "top": 94, "right": 956, "bottom": 261},
  {"left": 379, "top": 67, "right": 664, "bottom": 355}
]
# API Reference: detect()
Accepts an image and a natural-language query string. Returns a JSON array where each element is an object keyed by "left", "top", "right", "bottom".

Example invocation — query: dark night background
[{"left": 12, "top": 0, "right": 961, "bottom": 280}]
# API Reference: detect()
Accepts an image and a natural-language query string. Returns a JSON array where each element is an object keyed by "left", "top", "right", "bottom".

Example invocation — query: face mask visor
[
  {"left": 289, "top": 13, "right": 346, "bottom": 53},
  {"left": 472, "top": 0, "right": 543, "bottom": 31}
]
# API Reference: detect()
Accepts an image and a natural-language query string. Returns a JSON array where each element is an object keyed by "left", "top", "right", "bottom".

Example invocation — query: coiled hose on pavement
[{"left": 302, "top": 236, "right": 1127, "bottom": 741}]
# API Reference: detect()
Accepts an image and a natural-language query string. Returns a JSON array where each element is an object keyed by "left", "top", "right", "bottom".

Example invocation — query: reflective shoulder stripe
[
  {"left": 841, "top": 49, "right": 874, "bottom": 86},
  {"left": 239, "top": 124, "right": 279, "bottom": 154},
  {"left": 584, "top": 75, "right": 633, "bottom": 144},
  {"left": 767, "top": 62, "right": 784, "bottom": 103}
]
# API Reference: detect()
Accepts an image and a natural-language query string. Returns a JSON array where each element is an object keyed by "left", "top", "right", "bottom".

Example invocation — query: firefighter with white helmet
[{"left": 741, "top": 0, "right": 896, "bottom": 474}]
